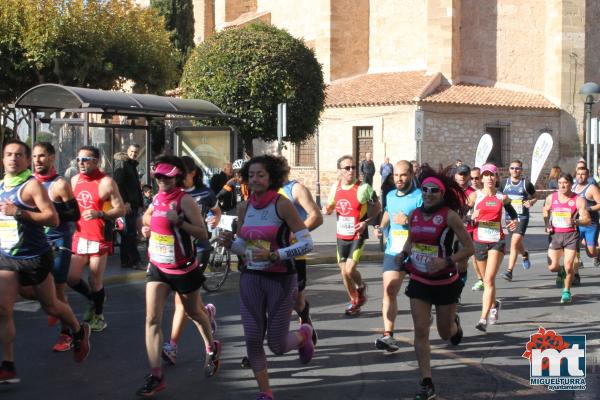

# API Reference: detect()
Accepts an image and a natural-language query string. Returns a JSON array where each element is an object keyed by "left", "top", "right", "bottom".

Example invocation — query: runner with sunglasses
[
  {"left": 68, "top": 146, "right": 126, "bottom": 332},
  {"left": 323, "top": 155, "right": 380, "bottom": 316},
  {"left": 397, "top": 166, "right": 473, "bottom": 400},
  {"left": 468, "top": 164, "right": 518, "bottom": 332},
  {"left": 500, "top": 160, "right": 536, "bottom": 282}
]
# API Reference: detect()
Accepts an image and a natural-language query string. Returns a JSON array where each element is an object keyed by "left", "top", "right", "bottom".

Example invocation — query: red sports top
[
  {"left": 73, "top": 171, "right": 110, "bottom": 242},
  {"left": 550, "top": 192, "right": 578, "bottom": 233},
  {"left": 473, "top": 190, "right": 504, "bottom": 243},
  {"left": 334, "top": 180, "right": 366, "bottom": 240}
]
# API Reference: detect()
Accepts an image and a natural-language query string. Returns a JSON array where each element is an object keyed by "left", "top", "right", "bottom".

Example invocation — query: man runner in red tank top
[{"left": 67, "top": 146, "right": 126, "bottom": 332}]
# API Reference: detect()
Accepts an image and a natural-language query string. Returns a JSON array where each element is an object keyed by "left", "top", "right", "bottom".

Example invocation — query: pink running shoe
[{"left": 298, "top": 324, "right": 315, "bottom": 364}]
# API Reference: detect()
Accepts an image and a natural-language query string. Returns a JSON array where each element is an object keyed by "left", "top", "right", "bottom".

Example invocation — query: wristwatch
[
  {"left": 268, "top": 251, "right": 279, "bottom": 263},
  {"left": 14, "top": 208, "right": 23, "bottom": 220}
]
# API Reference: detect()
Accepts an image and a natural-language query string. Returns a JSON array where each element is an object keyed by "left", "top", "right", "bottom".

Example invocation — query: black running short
[
  {"left": 507, "top": 218, "right": 529, "bottom": 236},
  {"left": 146, "top": 262, "right": 205, "bottom": 294},
  {"left": 336, "top": 238, "right": 366, "bottom": 263},
  {"left": 0, "top": 250, "right": 54, "bottom": 286},
  {"left": 405, "top": 277, "right": 464, "bottom": 306}
]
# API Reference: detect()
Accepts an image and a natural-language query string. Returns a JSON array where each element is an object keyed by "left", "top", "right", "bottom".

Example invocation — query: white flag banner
[
  {"left": 531, "top": 132, "right": 554, "bottom": 186},
  {"left": 474, "top": 134, "right": 493, "bottom": 168}
]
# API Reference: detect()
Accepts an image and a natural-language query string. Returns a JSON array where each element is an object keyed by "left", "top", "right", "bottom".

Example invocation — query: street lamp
[{"left": 579, "top": 82, "right": 600, "bottom": 168}]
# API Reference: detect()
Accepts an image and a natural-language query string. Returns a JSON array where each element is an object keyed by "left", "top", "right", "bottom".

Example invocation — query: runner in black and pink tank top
[{"left": 542, "top": 173, "right": 591, "bottom": 305}]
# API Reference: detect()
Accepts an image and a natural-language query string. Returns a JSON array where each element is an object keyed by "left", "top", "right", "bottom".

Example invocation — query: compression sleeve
[
  {"left": 55, "top": 199, "right": 81, "bottom": 222},
  {"left": 230, "top": 237, "right": 247, "bottom": 256},
  {"left": 277, "top": 229, "right": 313, "bottom": 260},
  {"left": 504, "top": 202, "right": 519, "bottom": 220}
]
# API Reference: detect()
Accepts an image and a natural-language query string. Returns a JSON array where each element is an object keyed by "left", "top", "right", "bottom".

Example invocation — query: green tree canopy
[
  {"left": 150, "top": 0, "right": 195, "bottom": 71},
  {"left": 180, "top": 23, "right": 325, "bottom": 155}
]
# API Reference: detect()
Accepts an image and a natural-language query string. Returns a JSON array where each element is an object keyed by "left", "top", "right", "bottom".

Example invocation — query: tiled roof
[
  {"left": 422, "top": 84, "right": 558, "bottom": 109},
  {"left": 325, "top": 71, "right": 434, "bottom": 108}
]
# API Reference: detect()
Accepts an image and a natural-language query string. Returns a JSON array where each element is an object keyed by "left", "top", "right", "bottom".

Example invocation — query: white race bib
[
  {"left": 411, "top": 243, "right": 438, "bottom": 273},
  {"left": 552, "top": 211, "right": 572, "bottom": 229},
  {"left": 389, "top": 229, "right": 408, "bottom": 254},
  {"left": 337, "top": 216, "right": 355, "bottom": 236},
  {"left": 477, "top": 221, "right": 501, "bottom": 242},
  {"left": 76, "top": 237, "right": 101, "bottom": 254},
  {"left": 0, "top": 217, "right": 19, "bottom": 252},
  {"left": 511, "top": 199, "right": 523, "bottom": 215},
  {"left": 149, "top": 232, "right": 175, "bottom": 264},
  {"left": 245, "top": 239, "right": 271, "bottom": 271}
]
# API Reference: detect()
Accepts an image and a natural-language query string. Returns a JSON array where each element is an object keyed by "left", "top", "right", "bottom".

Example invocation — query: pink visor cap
[
  {"left": 152, "top": 163, "right": 181, "bottom": 177},
  {"left": 480, "top": 163, "right": 498, "bottom": 175}
]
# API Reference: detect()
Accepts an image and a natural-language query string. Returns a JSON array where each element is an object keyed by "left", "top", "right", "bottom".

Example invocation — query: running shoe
[
  {"left": 298, "top": 302, "right": 318, "bottom": 346},
  {"left": 52, "top": 332, "right": 73, "bottom": 352},
  {"left": 561, "top": 289, "right": 572, "bottom": 304},
  {"left": 344, "top": 301, "right": 361, "bottom": 316},
  {"left": 48, "top": 315, "right": 59, "bottom": 327},
  {"left": 136, "top": 374, "right": 165, "bottom": 397},
  {"left": 475, "top": 319, "right": 487, "bottom": 332},
  {"left": 204, "top": 340, "right": 221, "bottom": 377},
  {"left": 414, "top": 381, "right": 436, "bottom": 400},
  {"left": 450, "top": 314, "right": 463, "bottom": 346},
  {"left": 83, "top": 302, "right": 95, "bottom": 322},
  {"left": 205, "top": 303, "right": 217, "bottom": 335},
  {"left": 522, "top": 252, "right": 531, "bottom": 270},
  {"left": 355, "top": 283, "right": 368, "bottom": 307},
  {"left": 255, "top": 392, "right": 274, "bottom": 400},
  {"left": 501, "top": 270, "right": 513, "bottom": 282},
  {"left": 375, "top": 334, "right": 401, "bottom": 352},
  {"left": 298, "top": 324, "right": 315, "bottom": 364},
  {"left": 0, "top": 365, "right": 20, "bottom": 384},
  {"left": 573, "top": 273, "right": 581, "bottom": 286},
  {"left": 471, "top": 279, "right": 484, "bottom": 291},
  {"left": 72, "top": 323, "right": 90, "bottom": 363},
  {"left": 89, "top": 313, "right": 107, "bottom": 332},
  {"left": 241, "top": 356, "right": 251, "bottom": 369},
  {"left": 488, "top": 300, "right": 501, "bottom": 325},
  {"left": 162, "top": 342, "right": 178, "bottom": 365},
  {"left": 594, "top": 257, "right": 600, "bottom": 267}
]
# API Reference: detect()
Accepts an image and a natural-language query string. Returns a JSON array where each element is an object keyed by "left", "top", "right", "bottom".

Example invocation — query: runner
[
  {"left": 500, "top": 160, "right": 536, "bottom": 282},
  {"left": 0, "top": 140, "right": 90, "bottom": 384},
  {"left": 571, "top": 166, "right": 600, "bottom": 281},
  {"left": 32, "top": 142, "right": 81, "bottom": 352},
  {"left": 67, "top": 145, "right": 126, "bottom": 332},
  {"left": 469, "top": 167, "right": 485, "bottom": 290},
  {"left": 543, "top": 173, "right": 590, "bottom": 303},
  {"left": 374, "top": 160, "right": 422, "bottom": 352},
  {"left": 279, "top": 160, "right": 323, "bottom": 344},
  {"left": 468, "top": 164, "right": 518, "bottom": 332},
  {"left": 218, "top": 155, "right": 315, "bottom": 400},
  {"left": 453, "top": 164, "right": 476, "bottom": 284},
  {"left": 323, "top": 155, "right": 380, "bottom": 316},
  {"left": 161, "top": 156, "right": 221, "bottom": 365},
  {"left": 138, "top": 155, "right": 220, "bottom": 397},
  {"left": 397, "top": 167, "right": 473, "bottom": 400}
]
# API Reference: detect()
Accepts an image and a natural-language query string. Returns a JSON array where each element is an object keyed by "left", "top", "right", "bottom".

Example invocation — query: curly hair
[
  {"left": 153, "top": 154, "right": 187, "bottom": 188},
  {"left": 241, "top": 155, "right": 289, "bottom": 191},
  {"left": 181, "top": 156, "right": 205, "bottom": 189},
  {"left": 419, "top": 164, "right": 467, "bottom": 216}
]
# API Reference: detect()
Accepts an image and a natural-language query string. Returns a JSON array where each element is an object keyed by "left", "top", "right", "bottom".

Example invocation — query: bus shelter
[{"left": 10, "top": 84, "right": 233, "bottom": 183}]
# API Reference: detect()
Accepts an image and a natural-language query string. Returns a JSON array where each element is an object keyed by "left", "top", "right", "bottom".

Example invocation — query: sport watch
[{"left": 268, "top": 251, "right": 279, "bottom": 263}]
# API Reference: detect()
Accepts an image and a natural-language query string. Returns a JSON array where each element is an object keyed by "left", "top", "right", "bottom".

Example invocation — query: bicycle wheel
[{"left": 202, "top": 243, "right": 231, "bottom": 292}]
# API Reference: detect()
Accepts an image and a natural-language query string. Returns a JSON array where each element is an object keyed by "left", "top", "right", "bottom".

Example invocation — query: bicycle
[{"left": 200, "top": 215, "right": 237, "bottom": 292}]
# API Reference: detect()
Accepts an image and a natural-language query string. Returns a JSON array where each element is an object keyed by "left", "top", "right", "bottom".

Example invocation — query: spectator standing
[
  {"left": 548, "top": 166, "right": 561, "bottom": 190},
  {"left": 380, "top": 157, "right": 393, "bottom": 186},
  {"left": 210, "top": 161, "right": 235, "bottom": 213},
  {"left": 359, "top": 152, "right": 376, "bottom": 186},
  {"left": 113, "top": 144, "right": 144, "bottom": 270}
]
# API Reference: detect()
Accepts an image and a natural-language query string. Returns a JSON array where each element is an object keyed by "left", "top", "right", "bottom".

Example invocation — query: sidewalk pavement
[{"left": 105, "top": 203, "right": 550, "bottom": 284}]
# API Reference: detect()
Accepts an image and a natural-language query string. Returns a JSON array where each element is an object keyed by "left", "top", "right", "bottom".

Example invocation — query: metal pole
[
  {"left": 595, "top": 118, "right": 599, "bottom": 179},
  {"left": 586, "top": 96, "right": 592, "bottom": 167},
  {"left": 315, "top": 127, "right": 321, "bottom": 208}
]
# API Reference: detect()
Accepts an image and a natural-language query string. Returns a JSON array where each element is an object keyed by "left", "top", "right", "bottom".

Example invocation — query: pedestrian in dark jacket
[
  {"left": 209, "top": 161, "right": 235, "bottom": 213},
  {"left": 359, "top": 152, "right": 376, "bottom": 186}
]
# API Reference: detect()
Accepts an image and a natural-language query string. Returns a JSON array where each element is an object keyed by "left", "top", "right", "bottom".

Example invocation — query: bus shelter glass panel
[
  {"left": 113, "top": 128, "right": 149, "bottom": 184},
  {"left": 89, "top": 127, "right": 113, "bottom": 174},
  {"left": 45, "top": 122, "right": 85, "bottom": 180},
  {"left": 175, "top": 128, "right": 233, "bottom": 182}
]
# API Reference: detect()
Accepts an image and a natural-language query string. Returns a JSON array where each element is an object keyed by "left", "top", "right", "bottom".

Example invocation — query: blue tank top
[
  {"left": 0, "top": 177, "right": 51, "bottom": 258},
  {"left": 384, "top": 187, "right": 423, "bottom": 255},
  {"left": 184, "top": 186, "right": 217, "bottom": 218},
  {"left": 502, "top": 178, "right": 530, "bottom": 219},
  {"left": 280, "top": 180, "right": 308, "bottom": 220},
  {"left": 41, "top": 176, "right": 74, "bottom": 242},
  {"left": 573, "top": 183, "right": 599, "bottom": 224}
]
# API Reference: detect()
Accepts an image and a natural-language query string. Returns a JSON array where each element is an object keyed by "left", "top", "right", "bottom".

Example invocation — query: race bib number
[
  {"left": 389, "top": 229, "right": 408, "bottom": 253},
  {"left": 511, "top": 199, "right": 523, "bottom": 215},
  {"left": 149, "top": 233, "right": 175, "bottom": 264},
  {"left": 411, "top": 243, "right": 438, "bottom": 273},
  {"left": 552, "top": 211, "right": 572, "bottom": 229},
  {"left": 0, "top": 218, "right": 19, "bottom": 252},
  {"left": 477, "top": 221, "right": 501, "bottom": 242},
  {"left": 337, "top": 216, "right": 356, "bottom": 237},
  {"left": 76, "top": 237, "right": 101, "bottom": 254},
  {"left": 245, "top": 239, "right": 271, "bottom": 271}
]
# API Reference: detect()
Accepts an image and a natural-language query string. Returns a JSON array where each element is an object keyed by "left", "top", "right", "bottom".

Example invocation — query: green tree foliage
[
  {"left": 150, "top": 0, "right": 195, "bottom": 70},
  {"left": 0, "top": 0, "right": 179, "bottom": 100},
  {"left": 180, "top": 23, "right": 325, "bottom": 155}
]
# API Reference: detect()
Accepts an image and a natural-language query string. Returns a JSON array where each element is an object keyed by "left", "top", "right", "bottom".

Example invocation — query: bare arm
[
  {"left": 142, "top": 204, "right": 154, "bottom": 227},
  {"left": 2, "top": 179, "right": 59, "bottom": 227},
  {"left": 576, "top": 197, "right": 591, "bottom": 226},
  {"left": 292, "top": 183, "right": 323, "bottom": 231},
  {"left": 588, "top": 186, "right": 600, "bottom": 213}
]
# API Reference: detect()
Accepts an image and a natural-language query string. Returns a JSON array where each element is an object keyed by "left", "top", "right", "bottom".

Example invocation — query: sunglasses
[
  {"left": 421, "top": 186, "right": 441, "bottom": 194},
  {"left": 510, "top": 167, "right": 523, "bottom": 170},
  {"left": 154, "top": 174, "right": 174, "bottom": 180},
  {"left": 76, "top": 157, "right": 97, "bottom": 163},
  {"left": 340, "top": 166, "right": 357, "bottom": 171}
]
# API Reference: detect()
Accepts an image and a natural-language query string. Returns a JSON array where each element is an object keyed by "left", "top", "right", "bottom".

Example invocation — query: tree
[
  {"left": 150, "top": 0, "right": 195, "bottom": 71},
  {"left": 180, "top": 23, "right": 325, "bottom": 155}
]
